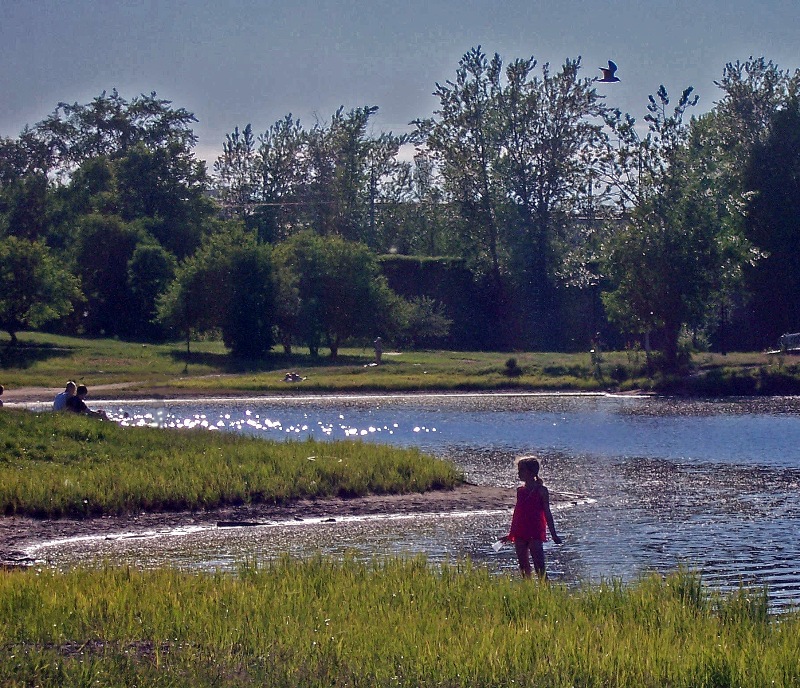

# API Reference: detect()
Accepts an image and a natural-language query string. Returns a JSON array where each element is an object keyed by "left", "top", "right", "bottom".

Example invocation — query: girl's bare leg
[
  {"left": 514, "top": 540, "right": 532, "bottom": 578},
  {"left": 530, "top": 541, "right": 546, "bottom": 578}
]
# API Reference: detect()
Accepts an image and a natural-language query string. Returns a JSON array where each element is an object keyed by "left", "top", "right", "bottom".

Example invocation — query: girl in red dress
[{"left": 502, "top": 456, "right": 562, "bottom": 578}]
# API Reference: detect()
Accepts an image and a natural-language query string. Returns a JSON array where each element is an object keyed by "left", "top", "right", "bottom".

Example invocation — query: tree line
[{"left": 1, "top": 51, "right": 798, "bottom": 368}]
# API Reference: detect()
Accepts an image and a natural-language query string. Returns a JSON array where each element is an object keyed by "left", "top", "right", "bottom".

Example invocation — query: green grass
[
  {"left": 0, "top": 330, "right": 616, "bottom": 393},
  {"left": 0, "top": 560, "right": 797, "bottom": 687},
  {"left": 3, "top": 330, "right": 800, "bottom": 398},
  {"left": 0, "top": 331, "right": 230, "bottom": 389},
  {"left": 0, "top": 409, "right": 462, "bottom": 518}
]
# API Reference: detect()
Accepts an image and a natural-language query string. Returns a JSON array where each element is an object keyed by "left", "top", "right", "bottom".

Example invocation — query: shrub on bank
[{"left": 654, "top": 366, "right": 800, "bottom": 396}]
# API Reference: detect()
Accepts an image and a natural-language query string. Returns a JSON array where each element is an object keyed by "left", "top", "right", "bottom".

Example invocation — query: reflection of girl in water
[{"left": 502, "top": 456, "right": 562, "bottom": 578}]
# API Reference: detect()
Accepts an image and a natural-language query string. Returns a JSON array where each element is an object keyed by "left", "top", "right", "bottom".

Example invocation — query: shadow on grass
[{"left": 1, "top": 341, "right": 75, "bottom": 370}]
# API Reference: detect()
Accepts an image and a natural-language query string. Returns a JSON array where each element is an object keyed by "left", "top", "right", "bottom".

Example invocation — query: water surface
[{"left": 32, "top": 393, "right": 800, "bottom": 610}]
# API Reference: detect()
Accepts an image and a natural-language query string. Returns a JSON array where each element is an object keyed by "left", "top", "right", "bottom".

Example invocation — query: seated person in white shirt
[{"left": 53, "top": 381, "right": 77, "bottom": 411}]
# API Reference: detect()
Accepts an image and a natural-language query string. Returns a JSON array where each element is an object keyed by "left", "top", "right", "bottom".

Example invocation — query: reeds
[
  {"left": 0, "top": 409, "right": 462, "bottom": 517},
  {"left": 0, "top": 560, "right": 797, "bottom": 687}
]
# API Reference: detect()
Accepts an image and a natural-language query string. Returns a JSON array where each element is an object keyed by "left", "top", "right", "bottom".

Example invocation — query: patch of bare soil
[{"left": 0, "top": 485, "right": 517, "bottom": 568}]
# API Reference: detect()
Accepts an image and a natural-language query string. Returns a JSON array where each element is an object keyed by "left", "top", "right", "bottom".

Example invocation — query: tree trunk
[
  {"left": 328, "top": 334, "right": 339, "bottom": 360},
  {"left": 662, "top": 320, "right": 682, "bottom": 371}
]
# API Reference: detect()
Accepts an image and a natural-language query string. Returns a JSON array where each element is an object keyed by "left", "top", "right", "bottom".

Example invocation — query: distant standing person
[
  {"left": 65, "top": 385, "right": 107, "bottom": 419},
  {"left": 53, "top": 381, "right": 77, "bottom": 411},
  {"left": 0, "top": 384, "right": 4, "bottom": 407},
  {"left": 501, "top": 456, "right": 562, "bottom": 578},
  {"left": 374, "top": 337, "right": 383, "bottom": 365}
]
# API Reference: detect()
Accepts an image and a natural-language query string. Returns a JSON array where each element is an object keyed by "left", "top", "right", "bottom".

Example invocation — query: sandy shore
[{"left": 0, "top": 485, "right": 517, "bottom": 568}]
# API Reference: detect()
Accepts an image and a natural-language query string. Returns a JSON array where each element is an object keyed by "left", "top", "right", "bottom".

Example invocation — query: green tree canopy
[
  {"left": 213, "top": 107, "right": 410, "bottom": 249},
  {"left": 75, "top": 214, "right": 148, "bottom": 337},
  {"left": 742, "top": 98, "right": 800, "bottom": 345},
  {"left": 418, "top": 47, "right": 617, "bottom": 348},
  {"left": 602, "top": 87, "right": 731, "bottom": 368},
  {"left": 157, "top": 227, "right": 276, "bottom": 358},
  {"left": 127, "top": 242, "right": 178, "bottom": 341},
  {"left": 0, "top": 236, "right": 82, "bottom": 344},
  {"left": 33, "top": 89, "right": 199, "bottom": 175},
  {"left": 274, "top": 231, "right": 398, "bottom": 358}
]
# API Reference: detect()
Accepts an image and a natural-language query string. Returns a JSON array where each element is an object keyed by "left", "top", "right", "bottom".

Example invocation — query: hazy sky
[{"left": 2, "top": 0, "right": 798, "bottom": 164}]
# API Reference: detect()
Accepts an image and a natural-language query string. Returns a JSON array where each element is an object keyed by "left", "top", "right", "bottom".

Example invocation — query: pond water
[{"left": 31, "top": 393, "right": 800, "bottom": 610}]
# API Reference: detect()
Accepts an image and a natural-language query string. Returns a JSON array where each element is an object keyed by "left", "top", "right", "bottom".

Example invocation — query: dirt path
[{"left": 2, "top": 382, "right": 143, "bottom": 405}]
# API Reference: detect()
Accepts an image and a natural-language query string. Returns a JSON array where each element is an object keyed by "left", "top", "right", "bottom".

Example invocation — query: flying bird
[{"left": 598, "top": 60, "right": 620, "bottom": 83}]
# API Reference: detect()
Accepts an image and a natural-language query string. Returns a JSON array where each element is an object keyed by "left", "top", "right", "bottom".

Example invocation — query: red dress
[{"left": 508, "top": 485, "right": 548, "bottom": 542}]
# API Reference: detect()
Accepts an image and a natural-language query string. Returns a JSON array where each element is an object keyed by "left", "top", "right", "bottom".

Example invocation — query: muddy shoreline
[{"left": 0, "top": 485, "right": 517, "bottom": 568}]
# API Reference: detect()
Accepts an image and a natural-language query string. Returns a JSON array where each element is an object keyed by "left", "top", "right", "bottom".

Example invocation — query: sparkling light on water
[{"left": 35, "top": 393, "right": 800, "bottom": 610}]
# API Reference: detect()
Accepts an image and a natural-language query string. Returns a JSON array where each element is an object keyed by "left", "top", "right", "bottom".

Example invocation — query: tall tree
[
  {"left": 214, "top": 117, "right": 307, "bottom": 243},
  {"left": 75, "top": 214, "right": 147, "bottom": 337},
  {"left": 494, "top": 55, "right": 613, "bottom": 346},
  {"left": 273, "top": 231, "right": 397, "bottom": 358},
  {"left": 157, "top": 227, "right": 276, "bottom": 358},
  {"left": 419, "top": 48, "right": 504, "bottom": 284},
  {"left": 0, "top": 173, "right": 50, "bottom": 241},
  {"left": 213, "top": 124, "right": 258, "bottom": 219},
  {"left": 113, "top": 142, "right": 212, "bottom": 258},
  {"left": 127, "top": 242, "right": 177, "bottom": 340},
  {"left": 603, "top": 87, "right": 730, "bottom": 368},
  {"left": 34, "top": 89, "right": 199, "bottom": 175},
  {"left": 0, "top": 129, "right": 53, "bottom": 187},
  {"left": 251, "top": 115, "right": 307, "bottom": 243},
  {"left": 31, "top": 90, "right": 213, "bottom": 258},
  {"left": 0, "top": 236, "right": 81, "bottom": 344},
  {"left": 742, "top": 98, "right": 800, "bottom": 345},
  {"left": 419, "top": 47, "right": 616, "bottom": 347},
  {"left": 698, "top": 57, "right": 800, "bottom": 347},
  {"left": 381, "top": 151, "right": 455, "bottom": 256},
  {"left": 214, "top": 108, "right": 409, "bottom": 247},
  {"left": 304, "top": 106, "right": 409, "bottom": 246},
  {"left": 0, "top": 90, "right": 213, "bottom": 342}
]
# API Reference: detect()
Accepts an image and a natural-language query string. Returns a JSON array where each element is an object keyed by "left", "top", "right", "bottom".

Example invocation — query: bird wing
[{"left": 607, "top": 60, "right": 618, "bottom": 73}]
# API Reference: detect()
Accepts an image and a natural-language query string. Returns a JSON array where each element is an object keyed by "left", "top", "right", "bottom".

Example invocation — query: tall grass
[
  {"left": 0, "top": 560, "right": 797, "bottom": 687},
  {"left": 0, "top": 409, "right": 462, "bottom": 517}
]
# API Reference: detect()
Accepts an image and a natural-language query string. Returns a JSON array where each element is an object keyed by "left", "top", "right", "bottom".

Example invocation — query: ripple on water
[{"left": 33, "top": 393, "right": 800, "bottom": 611}]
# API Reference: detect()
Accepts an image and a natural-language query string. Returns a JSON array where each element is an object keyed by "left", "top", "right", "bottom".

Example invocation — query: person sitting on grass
[
  {"left": 65, "top": 385, "right": 107, "bottom": 419},
  {"left": 53, "top": 380, "right": 77, "bottom": 411}
]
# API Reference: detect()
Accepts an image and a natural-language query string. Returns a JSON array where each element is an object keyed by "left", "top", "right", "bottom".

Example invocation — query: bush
[{"left": 504, "top": 357, "right": 523, "bottom": 377}]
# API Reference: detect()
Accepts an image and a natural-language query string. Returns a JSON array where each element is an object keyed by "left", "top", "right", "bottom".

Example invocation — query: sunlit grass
[
  {"left": 0, "top": 331, "right": 228, "bottom": 388},
  {"left": 2, "top": 331, "right": 799, "bottom": 396},
  {"left": 0, "top": 561, "right": 797, "bottom": 687},
  {"left": 0, "top": 409, "right": 462, "bottom": 518},
  {"left": 166, "top": 349, "right": 609, "bottom": 395}
]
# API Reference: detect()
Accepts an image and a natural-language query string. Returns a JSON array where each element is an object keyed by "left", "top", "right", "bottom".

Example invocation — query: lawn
[{"left": 3, "top": 331, "right": 798, "bottom": 397}]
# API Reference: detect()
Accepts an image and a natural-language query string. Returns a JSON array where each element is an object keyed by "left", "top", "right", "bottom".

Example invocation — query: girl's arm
[{"left": 542, "top": 487, "right": 562, "bottom": 544}]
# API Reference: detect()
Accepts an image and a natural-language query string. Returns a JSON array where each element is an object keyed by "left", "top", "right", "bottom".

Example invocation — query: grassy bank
[
  {"left": 0, "top": 409, "right": 461, "bottom": 518},
  {"left": 1, "top": 560, "right": 797, "bottom": 687},
  {"left": 4, "top": 331, "right": 800, "bottom": 397}
]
